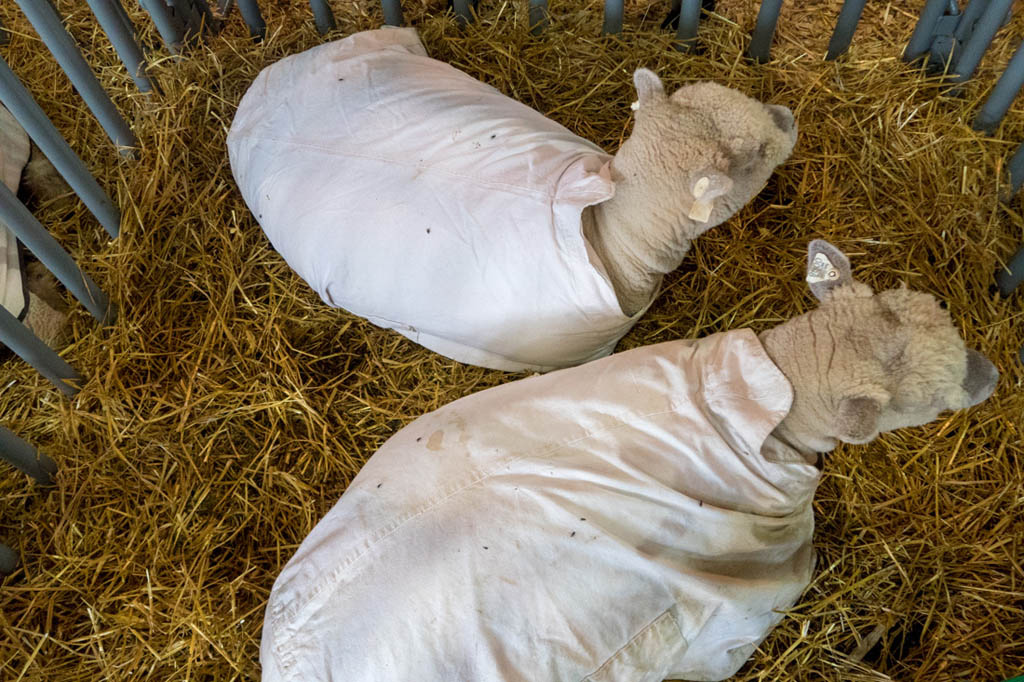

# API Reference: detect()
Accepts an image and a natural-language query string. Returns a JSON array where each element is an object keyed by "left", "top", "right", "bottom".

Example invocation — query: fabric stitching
[{"left": 581, "top": 609, "right": 682, "bottom": 682}]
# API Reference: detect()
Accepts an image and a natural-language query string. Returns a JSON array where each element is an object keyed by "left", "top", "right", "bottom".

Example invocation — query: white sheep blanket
[
  {"left": 227, "top": 27, "right": 647, "bottom": 372},
  {"left": 261, "top": 329, "right": 820, "bottom": 682},
  {"left": 0, "top": 105, "right": 29, "bottom": 321}
]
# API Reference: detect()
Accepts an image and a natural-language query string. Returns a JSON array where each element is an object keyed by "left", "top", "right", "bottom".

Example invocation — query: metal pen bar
[
  {"left": 0, "top": 303, "right": 80, "bottom": 397},
  {"left": 219, "top": 0, "right": 235, "bottom": 14},
  {"left": 381, "top": 0, "right": 403, "bottom": 26},
  {"left": 139, "top": 0, "right": 185, "bottom": 53},
  {"left": 602, "top": 0, "right": 623, "bottom": 34},
  {"left": 747, "top": 0, "right": 783, "bottom": 62},
  {"left": 0, "top": 427, "right": 56, "bottom": 485},
  {"left": 110, "top": 0, "right": 138, "bottom": 39},
  {"left": 0, "top": 183, "right": 113, "bottom": 325},
  {"left": 236, "top": 0, "right": 267, "bottom": 40},
  {"left": 951, "top": 0, "right": 1013, "bottom": 83},
  {"left": 674, "top": 0, "right": 701, "bottom": 52},
  {"left": 995, "top": 244, "right": 1024, "bottom": 297},
  {"left": 1011, "top": 140, "right": 1024, "bottom": 191},
  {"left": 904, "top": 0, "right": 951, "bottom": 61},
  {"left": 0, "top": 57, "right": 120, "bottom": 238},
  {"left": 452, "top": 0, "right": 473, "bottom": 25},
  {"left": 0, "top": 543, "right": 17, "bottom": 574},
  {"left": 85, "top": 0, "right": 155, "bottom": 93},
  {"left": 974, "top": 39, "right": 1024, "bottom": 132},
  {"left": 309, "top": 0, "right": 336, "bottom": 34},
  {"left": 529, "top": 0, "right": 549, "bottom": 35},
  {"left": 953, "top": 0, "right": 990, "bottom": 43},
  {"left": 825, "top": 0, "right": 867, "bottom": 60},
  {"left": 14, "top": 0, "right": 138, "bottom": 152}
]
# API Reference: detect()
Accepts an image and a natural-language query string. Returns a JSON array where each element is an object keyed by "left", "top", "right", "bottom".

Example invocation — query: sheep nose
[
  {"left": 767, "top": 104, "right": 795, "bottom": 132},
  {"left": 962, "top": 349, "right": 998, "bottom": 407}
]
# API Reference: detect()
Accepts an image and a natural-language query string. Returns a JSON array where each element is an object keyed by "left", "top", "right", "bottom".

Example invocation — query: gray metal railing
[{"left": 0, "top": 0, "right": 143, "bottom": 571}]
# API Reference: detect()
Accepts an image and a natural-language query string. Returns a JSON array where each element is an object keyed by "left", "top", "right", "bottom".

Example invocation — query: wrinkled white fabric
[
  {"left": 0, "top": 105, "right": 29, "bottom": 319},
  {"left": 227, "top": 27, "right": 649, "bottom": 372},
  {"left": 261, "top": 329, "right": 821, "bottom": 682}
]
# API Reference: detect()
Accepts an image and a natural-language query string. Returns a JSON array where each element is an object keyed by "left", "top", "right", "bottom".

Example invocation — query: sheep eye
[{"left": 758, "top": 142, "right": 768, "bottom": 157}]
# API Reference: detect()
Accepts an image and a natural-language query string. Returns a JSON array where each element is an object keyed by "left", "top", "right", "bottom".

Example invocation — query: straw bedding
[{"left": 0, "top": 0, "right": 1021, "bottom": 679}]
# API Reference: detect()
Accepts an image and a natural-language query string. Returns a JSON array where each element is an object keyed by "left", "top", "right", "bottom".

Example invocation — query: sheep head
[
  {"left": 759, "top": 240, "right": 999, "bottom": 455},
  {"left": 613, "top": 68, "right": 797, "bottom": 237}
]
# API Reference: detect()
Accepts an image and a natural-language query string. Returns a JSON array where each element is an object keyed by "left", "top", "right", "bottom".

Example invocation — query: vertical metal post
[
  {"left": 309, "top": 0, "right": 336, "bottom": 34},
  {"left": 747, "top": 0, "right": 783, "bottom": 62},
  {"left": 139, "top": 0, "right": 185, "bottom": 54},
  {"left": 0, "top": 543, "right": 17, "bottom": 574},
  {"left": 974, "top": 40, "right": 1024, "bottom": 132},
  {"left": 14, "top": 0, "right": 138, "bottom": 152},
  {"left": 952, "top": 0, "right": 1015, "bottom": 83},
  {"left": 1011, "top": 140, "right": 1024, "bottom": 192},
  {"left": 905, "top": 0, "right": 952, "bottom": 61},
  {"left": 452, "top": 0, "right": 473, "bottom": 25},
  {"left": 995, "top": 244, "right": 1024, "bottom": 296},
  {"left": 0, "top": 58, "right": 120, "bottom": 238},
  {"left": 110, "top": 0, "right": 138, "bottom": 39},
  {"left": 236, "top": 0, "right": 267, "bottom": 40},
  {"left": 953, "top": 0, "right": 989, "bottom": 44},
  {"left": 674, "top": 0, "right": 702, "bottom": 52},
  {"left": 0, "top": 303, "right": 80, "bottom": 397},
  {"left": 529, "top": 0, "right": 549, "bottom": 34},
  {"left": 825, "top": 0, "right": 867, "bottom": 60},
  {"left": 218, "top": 0, "right": 235, "bottom": 13},
  {"left": 0, "top": 184, "right": 113, "bottom": 325},
  {"left": 381, "top": 0, "right": 403, "bottom": 26},
  {"left": 0, "top": 427, "right": 56, "bottom": 485},
  {"left": 602, "top": 0, "right": 623, "bottom": 34},
  {"left": 85, "top": 0, "right": 155, "bottom": 93}
]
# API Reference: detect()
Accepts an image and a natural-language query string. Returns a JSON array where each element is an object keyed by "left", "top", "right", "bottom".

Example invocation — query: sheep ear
[
  {"left": 687, "top": 171, "right": 732, "bottom": 223},
  {"left": 632, "top": 68, "right": 666, "bottom": 110},
  {"left": 806, "top": 239, "right": 854, "bottom": 302},
  {"left": 836, "top": 395, "right": 884, "bottom": 444}
]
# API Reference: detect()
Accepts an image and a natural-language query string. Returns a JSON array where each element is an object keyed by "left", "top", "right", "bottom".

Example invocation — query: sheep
[
  {"left": 0, "top": 104, "right": 70, "bottom": 348},
  {"left": 258, "top": 239, "right": 998, "bottom": 682},
  {"left": 227, "top": 27, "right": 796, "bottom": 372}
]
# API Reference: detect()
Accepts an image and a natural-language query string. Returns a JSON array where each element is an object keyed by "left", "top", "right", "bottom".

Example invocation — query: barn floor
[{"left": 0, "top": 0, "right": 1021, "bottom": 680}]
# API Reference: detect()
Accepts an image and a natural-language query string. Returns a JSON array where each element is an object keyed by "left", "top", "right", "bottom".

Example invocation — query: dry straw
[{"left": 0, "top": 0, "right": 1021, "bottom": 680}]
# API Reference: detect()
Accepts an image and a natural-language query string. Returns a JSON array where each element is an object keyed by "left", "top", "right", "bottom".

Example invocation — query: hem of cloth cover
[{"left": 391, "top": 325, "right": 616, "bottom": 373}]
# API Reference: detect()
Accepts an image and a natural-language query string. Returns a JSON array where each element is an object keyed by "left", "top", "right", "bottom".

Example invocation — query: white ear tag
[
  {"left": 806, "top": 252, "right": 840, "bottom": 284},
  {"left": 630, "top": 100, "right": 640, "bottom": 111},
  {"left": 687, "top": 176, "right": 713, "bottom": 222},
  {"left": 687, "top": 200, "right": 713, "bottom": 222}
]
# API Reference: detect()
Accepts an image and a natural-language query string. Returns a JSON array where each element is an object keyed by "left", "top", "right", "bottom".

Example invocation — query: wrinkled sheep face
[
  {"left": 802, "top": 240, "right": 999, "bottom": 445},
  {"left": 626, "top": 69, "right": 797, "bottom": 228}
]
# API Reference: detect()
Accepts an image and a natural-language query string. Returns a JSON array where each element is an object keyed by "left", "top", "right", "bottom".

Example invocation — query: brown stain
[
  {"left": 426, "top": 429, "right": 444, "bottom": 451},
  {"left": 451, "top": 413, "right": 469, "bottom": 446}
]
